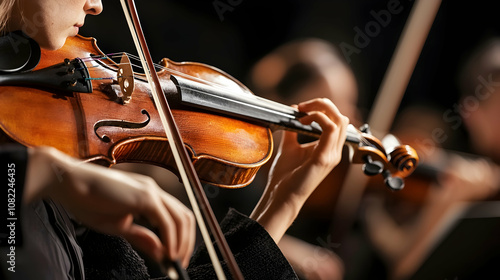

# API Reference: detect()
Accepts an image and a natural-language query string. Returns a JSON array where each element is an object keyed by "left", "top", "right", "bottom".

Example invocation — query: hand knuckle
[
  {"left": 326, "top": 122, "right": 337, "bottom": 132},
  {"left": 143, "top": 176, "right": 158, "bottom": 187}
]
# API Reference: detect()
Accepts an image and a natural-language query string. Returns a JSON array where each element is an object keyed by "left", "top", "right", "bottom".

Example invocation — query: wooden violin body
[
  {"left": 0, "top": 35, "right": 418, "bottom": 190},
  {"left": 0, "top": 35, "right": 273, "bottom": 188}
]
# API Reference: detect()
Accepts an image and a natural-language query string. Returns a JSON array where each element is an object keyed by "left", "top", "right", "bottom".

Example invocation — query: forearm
[
  {"left": 250, "top": 167, "right": 334, "bottom": 243},
  {"left": 23, "top": 146, "right": 82, "bottom": 204},
  {"left": 250, "top": 193, "right": 298, "bottom": 243},
  {"left": 250, "top": 150, "right": 343, "bottom": 243},
  {"left": 251, "top": 98, "right": 349, "bottom": 244}
]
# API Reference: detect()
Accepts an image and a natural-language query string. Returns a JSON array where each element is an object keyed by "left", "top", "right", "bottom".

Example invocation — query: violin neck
[{"left": 172, "top": 75, "right": 361, "bottom": 144}]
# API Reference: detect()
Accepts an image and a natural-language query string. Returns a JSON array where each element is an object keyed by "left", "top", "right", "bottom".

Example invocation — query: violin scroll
[
  {"left": 383, "top": 144, "right": 419, "bottom": 190},
  {"left": 347, "top": 124, "right": 419, "bottom": 191}
]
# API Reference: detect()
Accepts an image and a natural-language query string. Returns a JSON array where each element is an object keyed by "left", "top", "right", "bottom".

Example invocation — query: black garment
[
  {"left": 0, "top": 145, "right": 298, "bottom": 279},
  {"left": 78, "top": 209, "right": 298, "bottom": 280},
  {"left": 0, "top": 145, "right": 84, "bottom": 280},
  {"left": 188, "top": 208, "right": 297, "bottom": 279}
]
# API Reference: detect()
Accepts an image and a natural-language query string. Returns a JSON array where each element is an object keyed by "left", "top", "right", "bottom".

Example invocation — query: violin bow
[
  {"left": 119, "top": 1, "right": 244, "bottom": 279},
  {"left": 329, "top": 0, "right": 442, "bottom": 243}
]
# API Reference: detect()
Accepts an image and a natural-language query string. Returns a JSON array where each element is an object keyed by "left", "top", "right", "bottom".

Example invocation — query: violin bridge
[{"left": 117, "top": 53, "right": 135, "bottom": 104}]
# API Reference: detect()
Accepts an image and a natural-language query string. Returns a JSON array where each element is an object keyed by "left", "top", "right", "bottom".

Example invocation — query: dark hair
[
  {"left": 275, "top": 62, "right": 321, "bottom": 99},
  {"left": 255, "top": 38, "right": 350, "bottom": 100}
]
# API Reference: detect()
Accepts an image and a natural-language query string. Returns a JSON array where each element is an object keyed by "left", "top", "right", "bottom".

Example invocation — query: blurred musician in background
[
  {"left": 363, "top": 38, "right": 500, "bottom": 279},
  {"left": 248, "top": 38, "right": 361, "bottom": 280}
]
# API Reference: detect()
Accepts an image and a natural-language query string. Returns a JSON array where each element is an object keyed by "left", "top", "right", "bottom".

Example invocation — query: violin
[
  {"left": 0, "top": 33, "right": 418, "bottom": 279},
  {"left": 0, "top": 35, "right": 418, "bottom": 190}
]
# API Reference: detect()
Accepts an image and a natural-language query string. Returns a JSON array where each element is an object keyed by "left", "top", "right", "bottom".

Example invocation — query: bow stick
[{"left": 119, "top": 0, "right": 244, "bottom": 279}]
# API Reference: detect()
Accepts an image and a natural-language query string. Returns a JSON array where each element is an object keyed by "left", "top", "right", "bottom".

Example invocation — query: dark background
[{"left": 81, "top": 0, "right": 500, "bottom": 152}]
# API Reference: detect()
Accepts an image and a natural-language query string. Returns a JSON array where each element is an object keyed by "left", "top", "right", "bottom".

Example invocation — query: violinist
[{"left": 0, "top": 0, "right": 350, "bottom": 279}]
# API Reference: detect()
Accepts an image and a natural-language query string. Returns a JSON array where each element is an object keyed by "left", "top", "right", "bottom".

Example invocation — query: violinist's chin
[{"left": 73, "top": 24, "right": 83, "bottom": 36}]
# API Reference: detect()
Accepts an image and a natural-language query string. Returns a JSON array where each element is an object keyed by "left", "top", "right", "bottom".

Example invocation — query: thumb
[
  {"left": 278, "top": 130, "right": 299, "bottom": 153},
  {"left": 122, "top": 224, "right": 165, "bottom": 263}
]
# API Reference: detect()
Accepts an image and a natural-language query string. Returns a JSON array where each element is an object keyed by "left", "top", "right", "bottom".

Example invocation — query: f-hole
[{"left": 94, "top": 109, "right": 151, "bottom": 142}]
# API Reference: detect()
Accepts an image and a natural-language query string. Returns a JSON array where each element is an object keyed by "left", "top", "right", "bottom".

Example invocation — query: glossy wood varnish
[{"left": 0, "top": 35, "right": 272, "bottom": 188}]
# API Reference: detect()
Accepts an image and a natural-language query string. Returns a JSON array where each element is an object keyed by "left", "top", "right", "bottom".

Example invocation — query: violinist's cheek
[{"left": 6, "top": 0, "right": 102, "bottom": 50}]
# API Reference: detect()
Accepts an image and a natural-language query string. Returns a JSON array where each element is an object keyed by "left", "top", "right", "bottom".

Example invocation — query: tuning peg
[
  {"left": 359, "top": 123, "right": 371, "bottom": 134},
  {"left": 362, "top": 155, "right": 384, "bottom": 176},
  {"left": 383, "top": 170, "right": 404, "bottom": 191}
]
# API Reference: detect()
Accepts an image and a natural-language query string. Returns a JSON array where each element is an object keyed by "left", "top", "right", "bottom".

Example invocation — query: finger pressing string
[{"left": 298, "top": 98, "right": 344, "bottom": 123}]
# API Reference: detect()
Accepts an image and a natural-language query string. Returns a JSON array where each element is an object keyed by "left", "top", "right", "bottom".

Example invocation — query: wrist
[
  {"left": 24, "top": 147, "right": 53, "bottom": 203},
  {"left": 24, "top": 146, "right": 72, "bottom": 203},
  {"left": 250, "top": 183, "right": 304, "bottom": 243}
]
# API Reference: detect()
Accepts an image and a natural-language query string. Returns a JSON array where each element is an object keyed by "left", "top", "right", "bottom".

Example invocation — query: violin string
[
  {"left": 82, "top": 54, "right": 154, "bottom": 81},
  {"left": 82, "top": 53, "right": 292, "bottom": 115},
  {"left": 85, "top": 77, "right": 125, "bottom": 81},
  {"left": 82, "top": 53, "right": 160, "bottom": 72},
  {"left": 88, "top": 52, "right": 243, "bottom": 94},
  {"left": 80, "top": 54, "right": 378, "bottom": 150},
  {"left": 128, "top": 53, "right": 318, "bottom": 115},
  {"left": 122, "top": 53, "right": 300, "bottom": 115},
  {"left": 119, "top": 0, "right": 234, "bottom": 277},
  {"left": 81, "top": 54, "right": 143, "bottom": 82},
  {"left": 82, "top": 53, "right": 296, "bottom": 117},
  {"left": 80, "top": 54, "right": 367, "bottom": 130},
  {"left": 360, "top": 137, "right": 373, "bottom": 147}
]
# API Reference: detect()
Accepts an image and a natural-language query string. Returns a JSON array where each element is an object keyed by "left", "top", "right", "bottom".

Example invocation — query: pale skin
[
  {"left": 7, "top": 0, "right": 103, "bottom": 50},
  {"left": 24, "top": 146, "right": 196, "bottom": 267},
  {"left": 3, "top": 0, "right": 350, "bottom": 270},
  {"left": 249, "top": 39, "right": 356, "bottom": 280},
  {"left": 251, "top": 99, "right": 348, "bottom": 243}
]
